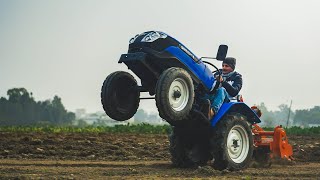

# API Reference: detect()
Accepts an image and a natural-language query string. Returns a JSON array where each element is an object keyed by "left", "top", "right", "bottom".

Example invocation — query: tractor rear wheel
[
  {"left": 101, "top": 71, "right": 140, "bottom": 121},
  {"left": 169, "top": 127, "right": 211, "bottom": 167},
  {"left": 211, "top": 114, "right": 253, "bottom": 171},
  {"left": 155, "top": 67, "right": 194, "bottom": 124}
]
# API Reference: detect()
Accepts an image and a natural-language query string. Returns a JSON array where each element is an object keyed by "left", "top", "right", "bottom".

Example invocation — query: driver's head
[{"left": 222, "top": 57, "right": 236, "bottom": 74}]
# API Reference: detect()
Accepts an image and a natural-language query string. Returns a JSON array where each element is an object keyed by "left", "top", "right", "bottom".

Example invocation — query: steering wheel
[{"left": 202, "top": 61, "right": 221, "bottom": 93}]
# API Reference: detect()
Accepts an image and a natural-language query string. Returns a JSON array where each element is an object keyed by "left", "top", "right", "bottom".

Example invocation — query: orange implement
[{"left": 252, "top": 124, "right": 294, "bottom": 161}]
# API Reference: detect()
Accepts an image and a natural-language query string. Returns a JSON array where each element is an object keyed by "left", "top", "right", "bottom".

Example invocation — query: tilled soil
[
  {"left": 0, "top": 132, "right": 320, "bottom": 179},
  {"left": 0, "top": 132, "right": 170, "bottom": 161}
]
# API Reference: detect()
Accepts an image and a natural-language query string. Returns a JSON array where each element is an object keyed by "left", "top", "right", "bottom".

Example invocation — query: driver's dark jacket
[{"left": 215, "top": 70, "right": 243, "bottom": 97}]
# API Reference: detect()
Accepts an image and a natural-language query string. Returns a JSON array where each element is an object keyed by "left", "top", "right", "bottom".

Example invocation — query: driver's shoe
[
  {"left": 201, "top": 99, "right": 214, "bottom": 122},
  {"left": 208, "top": 108, "right": 215, "bottom": 120}
]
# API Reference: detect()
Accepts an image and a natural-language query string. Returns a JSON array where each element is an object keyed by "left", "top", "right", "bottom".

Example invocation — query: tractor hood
[{"left": 128, "top": 31, "right": 180, "bottom": 53}]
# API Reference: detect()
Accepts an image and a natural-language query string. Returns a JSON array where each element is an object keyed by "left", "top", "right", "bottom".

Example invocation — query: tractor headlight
[
  {"left": 141, "top": 31, "right": 167, "bottom": 43},
  {"left": 129, "top": 34, "right": 139, "bottom": 44}
]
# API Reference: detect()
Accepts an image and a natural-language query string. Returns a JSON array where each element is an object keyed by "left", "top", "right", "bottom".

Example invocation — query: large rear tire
[
  {"left": 211, "top": 114, "right": 253, "bottom": 171},
  {"left": 156, "top": 67, "right": 194, "bottom": 124},
  {"left": 101, "top": 71, "right": 140, "bottom": 121},
  {"left": 169, "top": 127, "right": 211, "bottom": 167}
]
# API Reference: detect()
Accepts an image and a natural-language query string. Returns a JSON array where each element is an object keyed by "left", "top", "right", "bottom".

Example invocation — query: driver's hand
[{"left": 215, "top": 75, "right": 223, "bottom": 82}]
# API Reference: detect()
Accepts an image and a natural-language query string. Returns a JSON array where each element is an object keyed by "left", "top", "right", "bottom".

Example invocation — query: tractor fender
[
  {"left": 165, "top": 46, "right": 216, "bottom": 91},
  {"left": 211, "top": 102, "right": 261, "bottom": 127}
]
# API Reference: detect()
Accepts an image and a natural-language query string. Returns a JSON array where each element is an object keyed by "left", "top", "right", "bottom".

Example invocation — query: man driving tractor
[
  {"left": 203, "top": 57, "right": 243, "bottom": 120},
  {"left": 102, "top": 31, "right": 294, "bottom": 170}
]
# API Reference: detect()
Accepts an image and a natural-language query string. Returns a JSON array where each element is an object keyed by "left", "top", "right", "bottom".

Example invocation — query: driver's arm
[{"left": 221, "top": 74, "right": 242, "bottom": 97}]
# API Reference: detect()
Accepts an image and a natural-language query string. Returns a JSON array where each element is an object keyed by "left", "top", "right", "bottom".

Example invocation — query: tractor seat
[{"left": 229, "top": 94, "right": 243, "bottom": 102}]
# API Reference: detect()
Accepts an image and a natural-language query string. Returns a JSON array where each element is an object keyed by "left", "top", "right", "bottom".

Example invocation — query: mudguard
[
  {"left": 165, "top": 46, "right": 216, "bottom": 91},
  {"left": 211, "top": 102, "right": 261, "bottom": 127}
]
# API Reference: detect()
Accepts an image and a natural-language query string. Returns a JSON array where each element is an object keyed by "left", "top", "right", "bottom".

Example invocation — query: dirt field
[{"left": 1, "top": 132, "right": 320, "bottom": 179}]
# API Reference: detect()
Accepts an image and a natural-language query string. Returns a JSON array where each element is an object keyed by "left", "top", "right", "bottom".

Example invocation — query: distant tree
[
  {"left": 51, "top": 96, "right": 65, "bottom": 124},
  {"left": 77, "top": 119, "right": 88, "bottom": 127},
  {"left": 310, "top": 106, "right": 320, "bottom": 124},
  {"left": 274, "top": 104, "right": 295, "bottom": 127},
  {"left": 66, "top": 112, "right": 75, "bottom": 124},
  {"left": 294, "top": 106, "right": 320, "bottom": 126},
  {"left": 257, "top": 102, "right": 274, "bottom": 127},
  {"left": 0, "top": 88, "right": 75, "bottom": 126},
  {"left": 134, "top": 109, "right": 148, "bottom": 124},
  {"left": 257, "top": 102, "right": 295, "bottom": 127}
]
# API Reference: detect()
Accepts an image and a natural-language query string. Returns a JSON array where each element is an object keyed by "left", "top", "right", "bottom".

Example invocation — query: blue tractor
[{"left": 101, "top": 31, "right": 263, "bottom": 170}]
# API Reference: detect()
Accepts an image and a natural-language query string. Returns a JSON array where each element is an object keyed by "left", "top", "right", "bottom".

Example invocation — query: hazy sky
[{"left": 1, "top": 0, "right": 319, "bottom": 113}]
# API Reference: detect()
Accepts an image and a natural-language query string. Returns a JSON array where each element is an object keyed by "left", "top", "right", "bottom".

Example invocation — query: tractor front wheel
[
  {"left": 101, "top": 71, "right": 140, "bottom": 121},
  {"left": 155, "top": 67, "right": 194, "bottom": 125}
]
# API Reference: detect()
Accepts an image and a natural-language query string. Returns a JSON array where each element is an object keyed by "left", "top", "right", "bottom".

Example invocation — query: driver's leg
[{"left": 209, "top": 87, "right": 228, "bottom": 119}]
